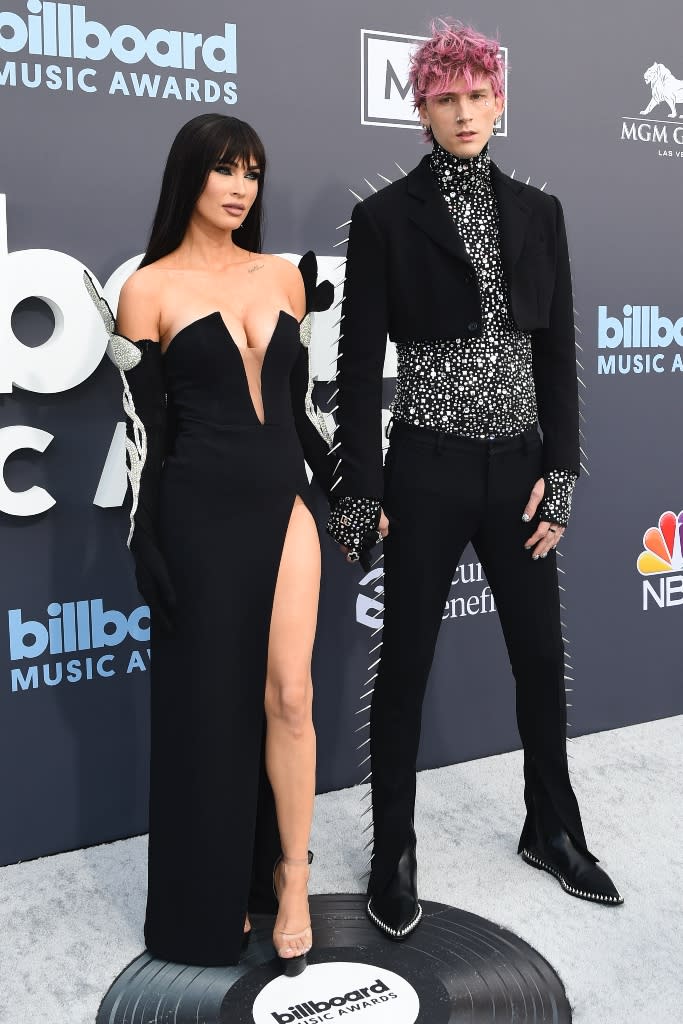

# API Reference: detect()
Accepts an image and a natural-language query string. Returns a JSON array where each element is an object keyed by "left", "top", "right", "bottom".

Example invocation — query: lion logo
[{"left": 640, "top": 62, "right": 683, "bottom": 119}]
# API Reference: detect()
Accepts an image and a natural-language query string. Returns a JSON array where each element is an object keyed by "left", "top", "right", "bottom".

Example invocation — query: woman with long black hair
[{"left": 86, "top": 114, "right": 333, "bottom": 971}]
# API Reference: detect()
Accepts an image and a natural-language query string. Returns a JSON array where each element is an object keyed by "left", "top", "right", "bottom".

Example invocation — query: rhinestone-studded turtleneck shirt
[
  {"left": 392, "top": 142, "right": 536, "bottom": 437},
  {"left": 390, "top": 140, "right": 576, "bottom": 526}
]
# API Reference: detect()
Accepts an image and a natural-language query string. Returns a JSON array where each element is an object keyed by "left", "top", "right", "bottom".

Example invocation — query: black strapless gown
[{"left": 144, "top": 310, "right": 329, "bottom": 966}]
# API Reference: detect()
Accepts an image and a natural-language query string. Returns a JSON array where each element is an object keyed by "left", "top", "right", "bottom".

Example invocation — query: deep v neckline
[
  {"left": 164, "top": 308, "right": 297, "bottom": 355},
  {"left": 163, "top": 309, "right": 298, "bottom": 427}
]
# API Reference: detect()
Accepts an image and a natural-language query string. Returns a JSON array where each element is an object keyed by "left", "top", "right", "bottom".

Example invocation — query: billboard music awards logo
[
  {"left": 596, "top": 305, "right": 683, "bottom": 375},
  {"left": 360, "top": 28, "right": 508, "bottom": 135},
  {"left": 7, "top": 598, "right": 151, "bottom": 693},
  {"left": 620, "top": 60, "right": 683, "bottom": 160},
  {"left": 251, "top": 962, "right": 419, "bottom": 1023},
  {"left": 356, "top": 562, "right": 496, "bottom": 629},
  {"left": 637, "top": 510, "right": 683, "bottom": 610},
  {"left": 0, "top": 2, "right": 238, "bottom": 103}
]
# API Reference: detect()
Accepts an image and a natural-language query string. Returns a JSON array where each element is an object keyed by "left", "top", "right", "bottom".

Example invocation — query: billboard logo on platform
[
  {"left": 596, "top": 305, "right": 683, "bottom": 375},
  {"left": 637, "top": 510, "right": 683, "bottom": 610},
  {"left": 360, "top": 29, "right": 508, "bottom": 136},
  {"left": 0, "top": 2, "right": 238, "bottom": 104},
  {"left": 620, "top": 61, "right": 683, "bottom": 161},
  {"left": 7, "top": 598, "right": 151, "bottom": 693},
  {"left": 356, "top": 562, "right": 496, "bottom": 629},
  {"left": 251, "top": 962, "right": 418, "bottom": 1023}
]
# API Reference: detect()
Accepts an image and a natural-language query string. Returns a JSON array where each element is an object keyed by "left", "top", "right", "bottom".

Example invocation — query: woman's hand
[{"left": 522, "top": 478, "right": 565, "bottom": 559}]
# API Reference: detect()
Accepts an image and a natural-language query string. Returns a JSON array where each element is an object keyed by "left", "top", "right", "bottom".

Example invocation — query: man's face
[{"left": 419, "top": 75, "right": 504, "bottom": 158}]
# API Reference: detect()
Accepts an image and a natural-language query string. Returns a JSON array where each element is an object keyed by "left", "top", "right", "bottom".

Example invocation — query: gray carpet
[{"left": 1, "top": 717, "right": 680, "bottom": 1024}]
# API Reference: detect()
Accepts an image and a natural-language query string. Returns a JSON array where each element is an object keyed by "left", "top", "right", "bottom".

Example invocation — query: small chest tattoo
[{"left": 248, "top": 263, "right": 265, "bottom": 274}]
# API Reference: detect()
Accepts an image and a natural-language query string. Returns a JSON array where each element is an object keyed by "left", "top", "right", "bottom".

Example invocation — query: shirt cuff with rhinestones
[
  {"left": 326, "top": 496, "right": 381, "bottom": 550},
  {"left": 538, "top": 469, "right": 577, "bottom": 528}
]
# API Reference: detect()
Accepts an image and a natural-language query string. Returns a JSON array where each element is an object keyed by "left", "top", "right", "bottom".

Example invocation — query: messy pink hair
[{"left": 409, "top": 19, "right": 505, "bottom": 109}]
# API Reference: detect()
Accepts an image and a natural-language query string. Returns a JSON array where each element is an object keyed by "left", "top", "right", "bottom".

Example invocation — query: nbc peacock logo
[{"left": 637, "top": 510, "right": 683, "bottom": 610}]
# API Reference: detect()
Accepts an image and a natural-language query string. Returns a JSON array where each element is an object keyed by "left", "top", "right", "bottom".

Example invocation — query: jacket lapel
[
  {"left": 490, "top": 162, "right": 533, "bottom": 276},
  {"left": 406, "top": 156, "right": 471, "bottom": 265}
]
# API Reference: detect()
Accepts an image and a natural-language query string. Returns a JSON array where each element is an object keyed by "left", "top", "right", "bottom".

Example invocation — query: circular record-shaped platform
[{"left": 97, "top": 894, "right": 571, "bottom": 1024}]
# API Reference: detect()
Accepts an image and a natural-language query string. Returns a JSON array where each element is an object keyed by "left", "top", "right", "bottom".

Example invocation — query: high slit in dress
[{"left": 143, "top": 303, "right": 331, "bottom": 966}]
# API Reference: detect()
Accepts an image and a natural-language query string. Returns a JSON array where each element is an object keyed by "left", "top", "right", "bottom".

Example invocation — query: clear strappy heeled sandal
[{"left": 272, "top": 851, "right": 313, "bottom": 977}]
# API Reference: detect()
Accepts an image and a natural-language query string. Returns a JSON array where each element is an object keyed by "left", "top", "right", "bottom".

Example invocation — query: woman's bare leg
[{"left": 264, "top": 497, "right": 320, "bottom": 957}]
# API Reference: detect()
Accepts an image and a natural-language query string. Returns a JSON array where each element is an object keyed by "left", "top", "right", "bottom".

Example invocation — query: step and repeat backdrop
[{"left": 1, "top": 0, "right": 681, "bottom": 863}]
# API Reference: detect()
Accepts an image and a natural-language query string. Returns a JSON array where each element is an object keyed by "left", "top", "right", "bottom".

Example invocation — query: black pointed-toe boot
[
  {"left": 521, "top": 826, "right": 623, "bottom": 906},
  {"left": 367, "top": 836, "right": 422, "bottom": 940}
]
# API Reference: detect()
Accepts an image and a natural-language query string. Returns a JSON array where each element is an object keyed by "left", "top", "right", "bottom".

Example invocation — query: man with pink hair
[{"left": 328, "top": 20, "right": 622, "bottom": 939}]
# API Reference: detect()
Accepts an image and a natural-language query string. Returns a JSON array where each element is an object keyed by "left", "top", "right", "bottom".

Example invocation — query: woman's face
[
  {"left": 193, "top": 157, "right": 261, "bottom": 234},
  {"left": 419, "top": 75, "right": 504, "bottom": 158}
]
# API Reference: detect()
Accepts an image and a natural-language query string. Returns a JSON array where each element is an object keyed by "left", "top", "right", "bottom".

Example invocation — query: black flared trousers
[{"left": 369, "top": 422, "right": 591, "bottom": 891}]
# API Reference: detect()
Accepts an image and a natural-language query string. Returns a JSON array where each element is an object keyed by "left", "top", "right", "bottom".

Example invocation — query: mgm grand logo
[{"left": 621, "top": 61, "right": 683, "bottom": 159}]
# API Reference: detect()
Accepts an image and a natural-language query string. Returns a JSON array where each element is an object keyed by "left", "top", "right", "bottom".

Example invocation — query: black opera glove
[
  {"left": 123, "top": 345, "right": 176, "bottom": 631},
  {"left": 130, "top": 521, "right": 175, "bottom": 633},
  {"left": 84, "top": 272, "right": 176, "bottom": 630},
  {"left": 538, "top": 469, "right": 577, "bottom": 529},
  {"left": 327, "top": 496, "right": 382, "bottom": 569}
]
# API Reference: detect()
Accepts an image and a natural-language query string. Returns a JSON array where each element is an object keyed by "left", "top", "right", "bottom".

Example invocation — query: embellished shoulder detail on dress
[
  {"left": 298, "top": 250, "right": 335, "bottom": 314},
  {"left": 83, "top": 270, "right": 157, "bottom": 547},
  {"left": 299, "top": 311, "right": 313, "bottom": 352},
  {"left": 83, "top": 270, "right": 142, "bottom": 371},
  {"left": 296, "top": 252, "right": 335, "bottom": 448}
]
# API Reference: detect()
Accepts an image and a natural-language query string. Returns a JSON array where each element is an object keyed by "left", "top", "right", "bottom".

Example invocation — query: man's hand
[
  {"left": 522, "top": 478, "right": 565, "bottom": 559},
  {"left": 339, "top": 508, "right": 390, "bottom": 561}
]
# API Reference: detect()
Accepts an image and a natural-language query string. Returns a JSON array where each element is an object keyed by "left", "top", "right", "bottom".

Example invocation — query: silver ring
[{"left": 347, "top": 550, "right": 360, "bottom": 563}]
